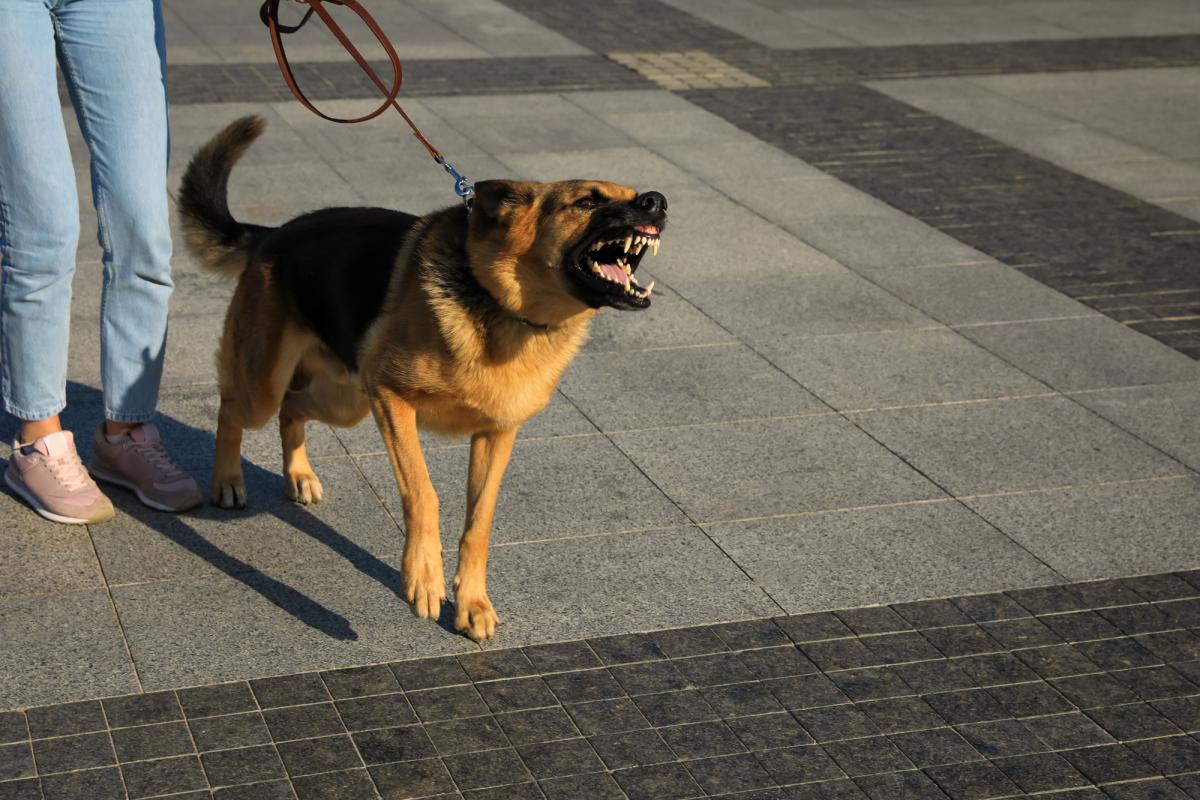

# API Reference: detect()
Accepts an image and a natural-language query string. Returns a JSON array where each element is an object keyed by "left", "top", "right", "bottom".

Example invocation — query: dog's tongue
[{"left": 599, "top": 263, "right": 625, "bottom": 284}]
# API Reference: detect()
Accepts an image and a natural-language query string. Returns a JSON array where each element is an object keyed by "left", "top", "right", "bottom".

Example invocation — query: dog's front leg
[
  {"left": 455, "top": 427, "right": 517, "bottom": 641},
  {"left": 370, "top": 387, "right": 445, "bottom": 620}
]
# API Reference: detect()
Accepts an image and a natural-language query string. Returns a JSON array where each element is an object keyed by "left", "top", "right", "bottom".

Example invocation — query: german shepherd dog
[{"left": 178, "top": 117, "right": 667, "bottom": 640}]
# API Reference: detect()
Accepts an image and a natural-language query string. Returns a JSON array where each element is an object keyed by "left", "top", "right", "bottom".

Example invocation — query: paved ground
[{"left": 3, "top": 1, "right": 1200, "bottom": 798}]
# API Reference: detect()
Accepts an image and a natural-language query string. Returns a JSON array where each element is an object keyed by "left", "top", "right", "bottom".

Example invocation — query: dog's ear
[{"left": 471, "top": 180, "right": 533, "bottom": 225}]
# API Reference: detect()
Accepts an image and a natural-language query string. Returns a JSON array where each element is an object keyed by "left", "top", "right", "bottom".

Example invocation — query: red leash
[{"left": 258, "top": 0, "right": 474, "bottom": 201}]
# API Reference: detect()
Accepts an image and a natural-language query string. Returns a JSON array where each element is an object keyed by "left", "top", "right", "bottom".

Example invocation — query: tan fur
[{"left": 190, "top": 171, "right": 643, "bottom": 640}]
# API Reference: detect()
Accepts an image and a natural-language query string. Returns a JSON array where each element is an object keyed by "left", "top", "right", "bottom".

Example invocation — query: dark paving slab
[{"left": 4, "top": 572, "right": 1200, "bottom": 798}]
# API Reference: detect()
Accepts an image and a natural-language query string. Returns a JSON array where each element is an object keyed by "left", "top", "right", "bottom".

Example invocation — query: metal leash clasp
[{"left": 436, "top": 156, "right": 475, "bottom": 206}]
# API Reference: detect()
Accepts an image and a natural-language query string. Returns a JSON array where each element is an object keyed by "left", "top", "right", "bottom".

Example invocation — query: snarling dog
[{"left": 177, "top": 117, "right": 666, "bottom": 640}]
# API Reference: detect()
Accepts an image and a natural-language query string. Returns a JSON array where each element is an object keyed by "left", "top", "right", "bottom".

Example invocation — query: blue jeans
[{"left": 0, "top": 0, "right": 172, "bottom": 423}]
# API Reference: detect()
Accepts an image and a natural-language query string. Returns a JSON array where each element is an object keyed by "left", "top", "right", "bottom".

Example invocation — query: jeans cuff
[
  {"left": 3, "top": 398, "right": 67, "bottom": 423},
  {"left": 104, "top": 409, "right": 157, "bottom": 424}
]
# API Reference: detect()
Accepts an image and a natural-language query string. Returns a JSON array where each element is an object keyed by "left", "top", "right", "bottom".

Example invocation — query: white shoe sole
[
  {"left": 88, "top": 465, "right": 200, "bottom": 513},
  {"left": 4, "top": 468, "right": 108, "bottom": 525}
]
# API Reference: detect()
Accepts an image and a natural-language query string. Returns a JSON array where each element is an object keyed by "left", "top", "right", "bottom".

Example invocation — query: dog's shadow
[{"left": 4, "top": 381, "right": 459, "bottom": 641}]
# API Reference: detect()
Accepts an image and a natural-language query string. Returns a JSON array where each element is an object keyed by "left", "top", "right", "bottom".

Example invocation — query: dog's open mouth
[{"left": 568, "top": 224, "right": 660, "bottom": 309}]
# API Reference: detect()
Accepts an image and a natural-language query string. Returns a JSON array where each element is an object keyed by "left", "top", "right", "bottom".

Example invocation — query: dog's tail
[{"left": 178, "top": 115, "right": 270, "bottom": 277}]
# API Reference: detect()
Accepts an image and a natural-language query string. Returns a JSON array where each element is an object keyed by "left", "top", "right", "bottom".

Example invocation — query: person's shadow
[{"left": 3, "top": 381, "right": 459, "bottom": 641}]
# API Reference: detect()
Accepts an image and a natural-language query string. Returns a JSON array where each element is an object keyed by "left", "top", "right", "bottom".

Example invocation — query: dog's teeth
[
  {"left": 651, "top": 239, "right": 660, "bottom": 256},
  {"left": 623, "top": 235, "right": 632, "bottom": 254},
  {"left": 646, "top": 280, "right": 655, "bottom": 294}
]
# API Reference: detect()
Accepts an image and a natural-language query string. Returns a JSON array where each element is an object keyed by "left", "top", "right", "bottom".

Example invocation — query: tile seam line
[
  {"left": 83, "top": 522, "right": 147, "bottom": 698},
  {"left": 550, "top": 386, "right": 790, "bottom": 619}
]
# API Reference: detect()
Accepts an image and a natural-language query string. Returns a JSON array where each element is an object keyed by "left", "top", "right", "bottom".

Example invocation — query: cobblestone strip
[{"left": 3, "top": 572, "right": 1200, "bottom": 799}]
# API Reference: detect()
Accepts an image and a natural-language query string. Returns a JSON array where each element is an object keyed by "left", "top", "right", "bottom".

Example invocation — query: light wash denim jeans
[{"left": 0, "top": 0, "right": 172, "bottom": 424}]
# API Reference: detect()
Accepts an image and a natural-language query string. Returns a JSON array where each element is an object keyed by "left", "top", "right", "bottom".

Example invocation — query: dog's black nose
[{"left": 635, "top": 191, "right": 667, "bottom": 214}]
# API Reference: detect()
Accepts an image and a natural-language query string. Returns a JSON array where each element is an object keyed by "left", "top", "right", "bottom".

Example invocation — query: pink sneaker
[
  {"left": 89, "top": 423, "right": 203, "bottom": 512},
  {"left": 5, "top": 431, "right": 115, "bottom": 525}
]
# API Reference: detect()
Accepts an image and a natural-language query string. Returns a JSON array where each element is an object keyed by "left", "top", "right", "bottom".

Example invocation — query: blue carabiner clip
[{"left": 436, "top": 156, "right": 475, "bottom": 205}]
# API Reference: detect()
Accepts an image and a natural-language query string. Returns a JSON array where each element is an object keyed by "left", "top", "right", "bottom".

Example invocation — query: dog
[{"left": 177, "top": 116, "right": 667, "bottom": 640}]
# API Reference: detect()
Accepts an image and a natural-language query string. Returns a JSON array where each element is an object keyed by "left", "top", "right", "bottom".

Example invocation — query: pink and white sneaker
[
  {"left": 5, "top": 430, "right": 115, "bottom": 525},
  {"left": 89, "top": 423, "right": 203, "bottom": 513}
]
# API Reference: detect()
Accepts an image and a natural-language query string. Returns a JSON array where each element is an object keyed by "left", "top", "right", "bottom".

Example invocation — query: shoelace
[
  {"left": 131, "top": 441, "right": 186, "bottom": 480},
  {"left": 44, "top": 451, "right": 92, "bottom": 492}
]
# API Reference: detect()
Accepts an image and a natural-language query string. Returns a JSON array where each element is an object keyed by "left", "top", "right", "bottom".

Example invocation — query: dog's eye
[{"left": 573, "top": 197, "right": 596, "bottom": 210}]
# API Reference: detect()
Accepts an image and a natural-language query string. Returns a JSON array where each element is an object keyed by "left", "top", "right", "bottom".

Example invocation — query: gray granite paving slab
[
  {"left": 785, "top": 214, "right": 992, "bottom": 271},
  {"left": 358, "top": 434, "right": 688, "bottom": 545},
  {"left": 611, "top": 415, "right": 946, "bottom": 523},
  {"left": 865, "top": 263, "right": 1097, "bottom": 326},
  {"left": 898, "top": 4, "right": 1080, "bottom": 43},
  {"left": 964, "top": 477, "right": 1200, "bottom": 581},
  {"left": 849, "top": 395, "right": 1188, "bottom": 497},
  {"left": 1005, "top": 0, "right": 1200, "bottom": 38},
  {"left": 659, "top": 0, "right": 858, "bottom": 48},
  {"left": 704, "top": 500, "right": 1061, "bottom": 613},
  {"left": 0, "top": 496, "right": 103, "bottom": 599},
  {"left": 560, "top": 344, "right": 824, "bottom": 431},
  {"left": 596, "top": 110, "right": 750, "bottom": 147},
  {"left": 786, "top": 6, "right": 966, "bottom": 46},
  {"left": 484, "top": 527, "right": 782, "bottom": 645},
  {"left": 405, "top": 0, "right": 588, "bottom": 58},
  {"left": 111, "top": 561, "right": 476, "bottom": 692},
  {"left": 451, "top": 114, "right": 635, "bottom": 155},
  {"left": 871, "top": 77, "right": 1082, "bottom": 135},
  {"left": 674, "top": 270, "right": 940, "bottom": 351},
  {"left": 171, "top": 0, "right": 489, "bottom": 63},
  {"left": 89, "top": 459, "right": 402, "bottom": 587},
  {"left": 1075, "top": 156, "right": 1200, "bottom": 202},
  {"left": 1070, "top": 382, "right": 1200, "bottom": 471},
  {"left": 579, "top": 280, "right": 735, "bottom": 355},
  {"left": 495, "top": 147, "right": 703, "bottom": 191},
  {"left": 169, "top": 160, "right": 364, "bottom": 208},
  {"left": 0, "top": 590, "right": 139, "bottom": 709},
  {"left": 423, "top": 93, "right": 585, "bottom": 120},
  {"left": 764, "top": 327, "right": 1048, "bottom": 412},
  {"left": 272, "top": 99, "right": 485, "bottom": 162},
  {"left": 647, "top": 184, "right": 846, "bottom": 286},
  {"left": 710, "top": 176, "right": 902, "bottom": 230},
  {"left": 961, "top": 316, "right": 1200, "bottom": 392},
  {"left": 651, "top": 140, "right": 827, "bottom": 185},
  {"left": 330, "top": 153, "right": 513, "bottom": 207},
  {"left": 563, "top": 90, "right": 700, "bottom": 117}
]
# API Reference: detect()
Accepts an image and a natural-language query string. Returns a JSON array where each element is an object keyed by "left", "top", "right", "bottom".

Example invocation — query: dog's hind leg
[
  {"left": 212, "top": 283, "right": 313, "bottom": 508},
  {"left": 369, "top": 384, "right": 446, "bottom": 620},
  {"left": 454, "top": 427, "right": 517, "bottom": 641}
]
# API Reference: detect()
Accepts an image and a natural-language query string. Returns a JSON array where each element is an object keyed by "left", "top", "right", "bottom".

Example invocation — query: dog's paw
[
  {"left": 453, "top": 581, "right": 500, "bottom": 641},
  {"left": 403, "top": 549, "right": 446, "bottom": 620},
  {"left": 285, "top": 469, "right": 324, "bottom": 505},
  {"left": 211, "top": 473, "right": 247, "bottom": 509}
]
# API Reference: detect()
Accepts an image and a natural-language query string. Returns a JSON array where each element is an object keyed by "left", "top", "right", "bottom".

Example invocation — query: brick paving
[{"left": 3, "top": 572, "right": 1200, "bottom": 799}]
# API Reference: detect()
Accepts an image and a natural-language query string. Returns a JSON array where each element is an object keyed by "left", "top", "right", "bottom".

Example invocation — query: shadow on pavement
[{"left": 4, "top": 381, "right": 461, "bottom": 640}]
